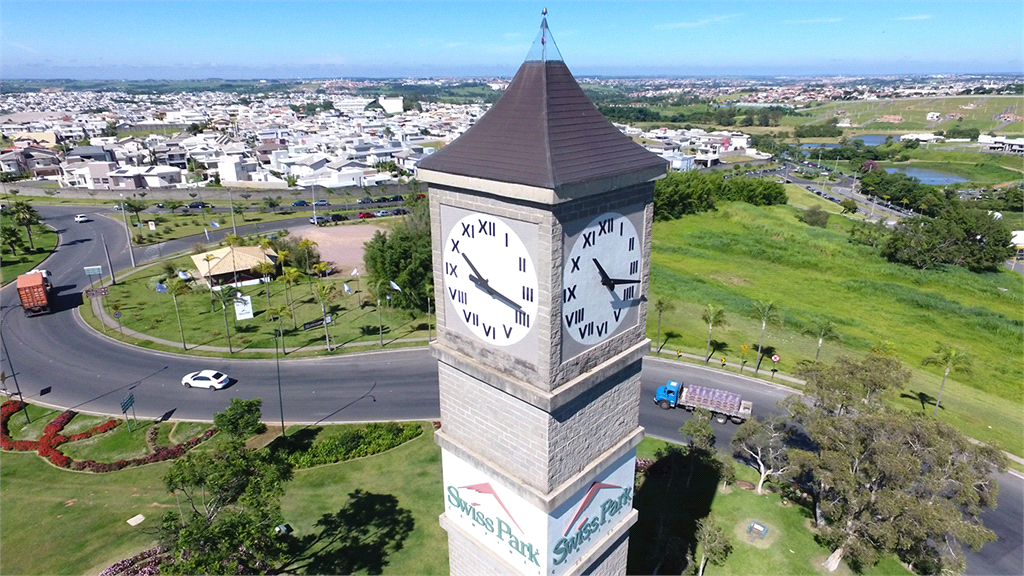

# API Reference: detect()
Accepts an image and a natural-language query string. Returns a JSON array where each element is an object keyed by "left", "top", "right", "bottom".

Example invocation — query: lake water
[
  {"left": 800, "top": 143, "right": 840, "bottom": 149},
  {"left": 854, "top": 134, "right": 900, "bottom": 146},
  {"left": 884, "top": 167, "right": 969, "bottom": 186}
]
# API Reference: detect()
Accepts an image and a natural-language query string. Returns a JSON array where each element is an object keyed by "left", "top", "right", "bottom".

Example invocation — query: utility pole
[
  {"left": 118, "top": 193, "right": 136, "bottom": 267},
  {"left": 102, "top": 234, "right": 116, "bottom": 285}
]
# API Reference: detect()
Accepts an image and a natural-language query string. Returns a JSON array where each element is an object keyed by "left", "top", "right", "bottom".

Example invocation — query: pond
[
  {"left": 800, "top": 143, "right": 840, "bottom": 149},
  {"left": 854, "top": 134, "right": 900, "bottom": 146},
  {"left": 884, "top": 167, "right": 969, "bottom": 186}
]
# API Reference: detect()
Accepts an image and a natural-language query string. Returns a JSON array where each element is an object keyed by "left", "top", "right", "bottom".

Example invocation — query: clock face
[
  {"left": 442, "top": 213, "right": 539, "bottom": 346},
  {"left": 562, "top": 211, "right": 642, "bottom": 347}
]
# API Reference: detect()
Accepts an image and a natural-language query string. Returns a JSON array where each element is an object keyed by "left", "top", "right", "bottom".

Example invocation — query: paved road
[{"left": 2, "top": 204, "right": 1020, "bottom": 575}]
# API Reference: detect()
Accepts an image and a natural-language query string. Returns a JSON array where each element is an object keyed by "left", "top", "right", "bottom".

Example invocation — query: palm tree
[
  {"left": 278, "top": 267, "right": 302, "bottom": 329},
  {"left": 251, "top": 261, "right": 276, "bottom": 309},
  {"left": 224, "top": 233, "right": 243, "bottom": 283},
  {"left": 8, "top": 201, "right": 40, "bottom": 250},
  {"left": 802, "top": 319, "right": 841, "bottom": 363},
  {"left": 213, "top": 287, "right": 243, "bottom": 353},
  {"left": 750, "top": 300, "right": 783, "bottom": 374},
  {"left": 166, "top": 278, "right": 191, "bottom": 351},
  {"left": 922, "top": 344, "right": 972, "bottom": 416},
  {"left": 315, "top": 283, "right": 335, "bottom": 351},
  {"left": 297, "top": 238, "right": 318, "bottom": 293},
  {"left": 265, "top": 304, "right": 289, "bottom": 354},
  {"left": 202, "top": 254, "right": 217, "bottom": 312},
  {"left": 1, "top": 225, "right": 25, "bottom": 256},
  {"left": 701, "top": 304, "right": 727, "bottom": 364},
  {"left": 653, "top": 299, "right": 675, "bottom": 353}
]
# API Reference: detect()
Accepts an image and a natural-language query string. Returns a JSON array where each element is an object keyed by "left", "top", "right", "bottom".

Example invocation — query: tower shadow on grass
[
  {"left": 901, "top": 390, "right": 942, "bottom": 411},
  {"left": 278, "top": 489, "right": 415, "bottom": 576},
  {"left": 627, "top": 446, "right": 721, "bottom": 574}
]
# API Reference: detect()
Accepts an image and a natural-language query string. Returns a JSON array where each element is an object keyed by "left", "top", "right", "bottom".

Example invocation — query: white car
[
  {"left": 181, "top": 370, "right": 230, "bottom": 390},
  {"left": 309, "top": 215, "right": 328, "bottom": 225},
  {"left": 74, "top": 214, "right": 90, "bottom": 223}
]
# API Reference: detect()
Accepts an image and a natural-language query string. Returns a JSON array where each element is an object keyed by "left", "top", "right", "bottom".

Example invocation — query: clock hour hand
[
  {"left": 462, "top": 253, "right": 488, "bottom": 286},
  {"left": 464, "top": 254, "right": 521, "bottom": 311},
  {"left": 592, "top": 258, "right": 638, "bottom": 290}
]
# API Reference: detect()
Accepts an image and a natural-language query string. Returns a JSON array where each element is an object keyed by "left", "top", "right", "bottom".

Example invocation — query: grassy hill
[{"left": 645, "top": 201, "right": 1023, "bottom": 454}]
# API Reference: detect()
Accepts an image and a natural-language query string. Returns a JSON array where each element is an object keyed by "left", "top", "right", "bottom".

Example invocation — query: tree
[
  {"left": 1, "top": 225, "right": 25, "bottom": 256},
  {"left": 213, "top": 398, "right": 267, "bottom": 439},
  {"left": 122, "top": 198, "right": 148, "bottom": 225},
  {"left": 730, "top": 415, "right": 792, "bottom": 494},
  {"left": 802, "top": 319, "right": 841, "bottom": 363},
  {"left": 7, "top": 201, "right": 40, "bottom": 250},
  {"left": 653, "top": 298, "right": 674, "bottom": 353},
  {"left": 166, "top": 278, "right": 191, "bottom": 351},
  {"left": 252, "top": 261, "right": 276, "bottom": 309},
  {"left": 839, "top": 198, "right": 858, "bottom": 214},
  {"left": 315, "top": 283, "right": 335, "bottom": 350},
  {"left": 695, "top": 517, "right": 733, "bottom": 576},
  {"left": 700, "top": 304, "right": 727, "bottom": 364},
  {"left": 799, "top": 205, "right": 829, "bottom": 228},
  {"left": 791, "top": 410, "right": 1005, "bottom": 574},
  {"left": 163, "top": 200, "right": 184, "bottom": 214},
  {"left": 680, "top": 408, "right": 714, "bottom": 488},
  {"left": 263, "top": 196, "right": 281, "bottom": 213},
  {"left": 159, "top": 437, "right": 292, "bottom": 574},
  {"left": 921, "top": 343, "right": 972, "bottom": 416},
  {"left": 278, "top": 267, "right": 302, "bottom": 329},
  {"left": 882, "top": 205, "right": 1013, "bottom": 272},
  {"left": 362, "top": 198, "right": 432, "bottom": 310},
  {"left": 232, "top": 202, "right": 246, "bottom": 221},
  {"left": 213, "top": 287, "right": 244, "bottom": 354},
  {"left": 750, "top": 300, "right": 782, "bottom": 374}
]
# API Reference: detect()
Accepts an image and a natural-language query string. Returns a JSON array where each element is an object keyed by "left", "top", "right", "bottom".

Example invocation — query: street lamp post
[
  {"left": 118, "top": 193, "right": 136, "bottom": 268},
  {"left": 274, "top": 329, "right": 286, "bottom": 437}
]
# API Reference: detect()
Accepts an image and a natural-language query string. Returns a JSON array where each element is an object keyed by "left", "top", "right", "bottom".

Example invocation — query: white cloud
[
  {"left": 784, "top": 17, "right": 844, "bottom": 24},
  {"left": 894, "top": 14, "right": 933, "bottom": 21},
  {"left": 9, "top": 41, "right": 41, "bottom": 54},
  {"left": 654, "top": 14, "right": 743, "bottom": 30}
]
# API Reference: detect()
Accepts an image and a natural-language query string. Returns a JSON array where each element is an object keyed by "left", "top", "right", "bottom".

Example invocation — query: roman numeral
[
  {"left": 505, "top": 233, "right": 509, "bottom": 247},
  {"left": 598, "top": 217, "right": 613, "bottom": 236},
  {"left": 582, "top": 231, "right": 596, "bottom": 248},
  {"left": 522, "top": 286, "right": 534, "bottom": 302},
  {"left": 503, "top": 324, "right": 514, "bottom": 338},
  {"left": 578, "top": 322, "right": 594, "bottom": 339},
  {"left": 613, "top": 309, "right": 622, "bottom": 322},
  {"left": 461, "top": 222, "right": 474, "bottom": 238},
  {"left": 596, "top": 321, "right": 608, "bottom": 337},
  {"left": 518, "top": 257, "right": 526, "bottom": 272},
  {"left": 448, "top": 287, "right": 467, "bottom": 304},
  {"left": 478, "top": 218, "right": 495, "bottom": 236},
  {"left": 628, "top": 237, "right": 635, "bottom": 251},
  {"left": 619, "top": 221, "right": 624, "bottom": 236},
  {"left": 564, "top": 308, "right": 584, "bottom": 327},
  {"left": 445, "top": 262, "right": 458, "bottom": 277},
  {"left": 563, "top": 284, "right": 577, "bottom": 303},
  {"left": 515, "top": 310, "right": 530, "bottom": 327},
  {"left": 462, "top": 309, "right": 478, "bottom": 326},
  {"left": 629, "top": 260, "right": 638, "bottom": 275},
  {"left": 483, "top": 323, "right": 496, "bottom": 340},
  {"left": 570, "top": 256, "right": 581, "bottom": 273},
  {"left": 623, "top": 285, "right": 635, "bottom": 300},
  {"left": 450, "top": 239, "right": 460, "bottom": 253}
]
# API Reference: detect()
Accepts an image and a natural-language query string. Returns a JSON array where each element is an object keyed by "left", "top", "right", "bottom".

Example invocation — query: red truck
[{"left": 16, "top": 270, "right": 52, "bottom": 316}]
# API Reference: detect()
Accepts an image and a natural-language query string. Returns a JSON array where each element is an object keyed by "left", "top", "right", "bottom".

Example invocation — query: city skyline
[{"left": 2, "top": 0, "right": 1022, "bottom": 80}]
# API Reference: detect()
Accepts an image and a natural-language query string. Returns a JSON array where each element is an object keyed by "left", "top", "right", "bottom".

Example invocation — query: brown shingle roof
[{"left": 418, "top": 60, "right": 666, "bottom": 193}]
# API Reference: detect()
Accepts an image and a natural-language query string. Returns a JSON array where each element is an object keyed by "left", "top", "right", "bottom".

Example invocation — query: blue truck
[{"left": 654, "top": 381, "right": 752, "bottom": 424}]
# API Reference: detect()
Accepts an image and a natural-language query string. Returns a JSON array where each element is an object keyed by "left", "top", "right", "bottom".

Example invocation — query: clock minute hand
[
  {"left": 462, "top": 253, "right": 487, "bottom": 285},
  {"left": 591, "top": 258, "right": 615, "bottom": 290},
  {"left": 605, "top": 278, "right": 640, "bottom": 285}
]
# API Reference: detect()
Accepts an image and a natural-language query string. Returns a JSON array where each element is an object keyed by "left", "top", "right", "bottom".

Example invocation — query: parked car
[
  {"left": 329, "top": 213, "right": 347, "bottom": 222},
  {"left": 309, "top": 215, "right": 328, "bottom": 225},
  {"left": 187, "top": 201, "right": 205, "bottom": 209},
  {"left": 373, "top": 196, "right": 389, "bottom": 203},
  {"left": 357, "top": 212, "right": 376, "bottom": 219},
  {"left": 181, "top": 370, "right": 230, "bottom": 390},
  {"left": 373, "top": 210, "right": 391, "bottom": 217},
  {"left": 357, "top": 197, "right": 374, "bottom": 204},
  {"left": 313, "top": 199, "right": 330, "bottom": 206},
  {"left": 292, "top": 200, "right": 309, "bottom": 207},
  {"left": 391, "top": 208, "right": 409, "bottom": 216},
  {"left": 112, "top": 203, "right": 124, "bottom": 210},
  {"left": 155, "top": 203, "right": 165, "bottom": 208},
  {"left": 388, "top": 194, "right": 404, "bottom": 202},
  {"left": 74, "top": 214, "right": 90, "bottom": 223},
  {"left": 415, "top": 193, "right": 426, "bottom": 200}
]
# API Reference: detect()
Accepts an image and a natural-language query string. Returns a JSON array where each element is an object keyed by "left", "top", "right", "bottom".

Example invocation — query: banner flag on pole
[
  {"left": 211, "top": 221, "right": 220, "bottom": 228},
  {"left": 351, "top": 268, "right": 359, "bottom": 276},
  {"left": 343, "top": 283, "right": 352, "bottom": 294},
  {"left": 389, "top": 280, "right": 402, "bottom": 292},
  {"left": 177, "top": 270, "right": 190, "bottom": 280},
  {"left": 204, "top": 228, "right": 210, "bottom": 241},
  {"left": 155, "top": 283, "right": 168, "bottom": 293},
  {"left": 386, "top": 294, "right": 391, "bottom": 300}
]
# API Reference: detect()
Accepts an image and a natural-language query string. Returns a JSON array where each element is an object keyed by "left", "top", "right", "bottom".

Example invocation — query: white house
[{"left": 926, "top": 112, "right": 941, "bottom": 121}]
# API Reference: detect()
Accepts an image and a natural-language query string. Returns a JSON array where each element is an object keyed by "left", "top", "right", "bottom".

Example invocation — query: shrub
[
  {"left": 800, "top": 205, "right": 829, "bottom": 228},
  {"left": 287, "top": 422, "right": 422, "bottom": 468}
]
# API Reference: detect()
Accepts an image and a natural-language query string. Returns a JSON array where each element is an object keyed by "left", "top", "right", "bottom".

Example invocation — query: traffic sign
[
  {"left": 113, "top": 311, "right": 122, "bottom": 319},
  {"left": 84, "top": 287, "right": 110, "bottom": 299},
  {"left": 84, "top": 266, "right": 103, "bottom": 276},
  {"left": 771, "top": 354, "right": 780, "bottom": 363},
  {"left": 120, "top": 393, "right": 135, "bottom": 413}
]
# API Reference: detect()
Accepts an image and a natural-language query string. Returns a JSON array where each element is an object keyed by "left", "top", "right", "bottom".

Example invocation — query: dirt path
[{"left": 291, "top": 221, "right": 387, "bottom": 274}]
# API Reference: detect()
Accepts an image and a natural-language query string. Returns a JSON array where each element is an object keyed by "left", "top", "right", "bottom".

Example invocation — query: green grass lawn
[
  {"left": 60, "top": 421, "right": 150, "bottom": 462},
  {"left": 86, "top": 253, "right": 431, "bottom": 356},
  {"left": 0, "top": 224, "right": 58, "bottom": 285},
  {"left": 647, "top": 201, "right": 1023, "bottom": 455}
]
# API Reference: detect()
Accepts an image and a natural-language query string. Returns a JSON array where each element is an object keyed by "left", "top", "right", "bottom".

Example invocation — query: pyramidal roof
[{"left": 418, "top": 13, "right": 666, "bottom": 202}]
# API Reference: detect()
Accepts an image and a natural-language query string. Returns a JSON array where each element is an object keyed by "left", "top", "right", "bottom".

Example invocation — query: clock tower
[{"left": 419, "top": 13, "right": 668, "bottom": 576}]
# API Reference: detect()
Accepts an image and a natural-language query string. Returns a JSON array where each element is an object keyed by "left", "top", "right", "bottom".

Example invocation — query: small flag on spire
[{"left": 343, "top": 283, "right": 352, "bottom": 294}]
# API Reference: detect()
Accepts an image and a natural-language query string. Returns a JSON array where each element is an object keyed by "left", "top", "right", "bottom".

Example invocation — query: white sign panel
[
  {"left": 148, "top": 221, "right": 156, "bottom": 231},
  {"left": 234, "top": 295, "right": 254, "bottom": 321},
  {"left": 441, "top": 448, "right": 636, "bottom": 576}
]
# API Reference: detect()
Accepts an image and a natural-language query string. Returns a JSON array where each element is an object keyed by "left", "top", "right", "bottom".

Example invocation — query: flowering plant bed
[{"left": 1, "top": 400, "right": 216, "bottom": 472}]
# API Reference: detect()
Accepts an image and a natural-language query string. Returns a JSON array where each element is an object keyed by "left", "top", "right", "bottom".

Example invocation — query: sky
[{"left": 2, "top": 1, "right": 1022, "bottom": 80}]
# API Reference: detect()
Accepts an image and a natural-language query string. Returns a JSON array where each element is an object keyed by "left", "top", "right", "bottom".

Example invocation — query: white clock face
[
  {"left": 563, "top": 211, "right": 642, "bottom": 346},
  {"left": 443, "top": 213, "right": 539, "bottom": 346}
]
